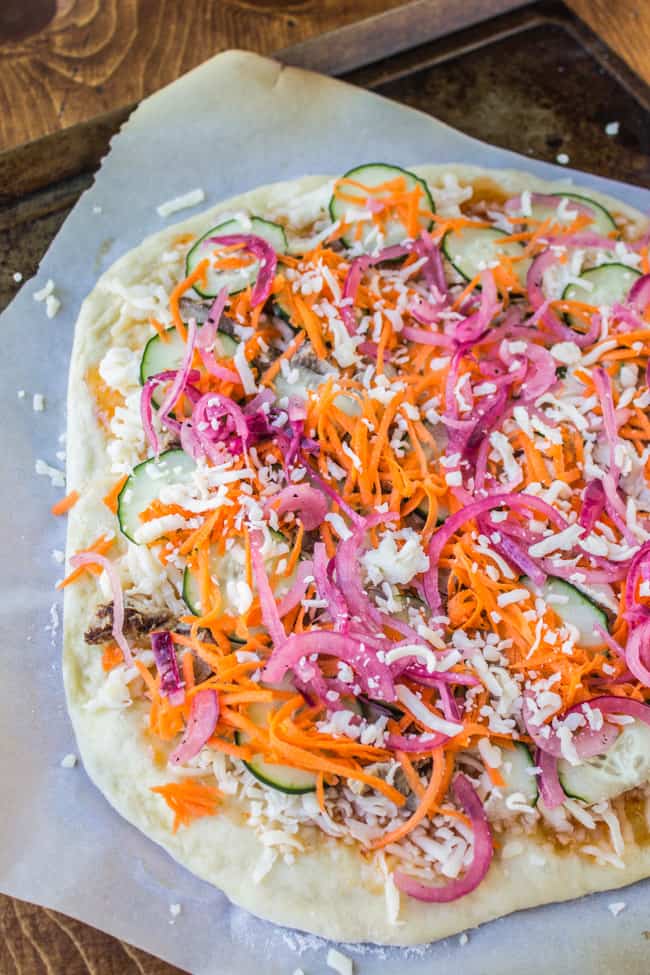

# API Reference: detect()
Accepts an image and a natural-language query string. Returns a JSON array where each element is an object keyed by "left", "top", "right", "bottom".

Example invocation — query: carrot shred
[
  {"left": 51, "top": 490, "right": 79, "bottom": 516},
  {"left": 150, "top": 781, "right": 221, "bottom": 832},
  {"left": 103, "top": 474, "right": 129, "bottom": 514}
]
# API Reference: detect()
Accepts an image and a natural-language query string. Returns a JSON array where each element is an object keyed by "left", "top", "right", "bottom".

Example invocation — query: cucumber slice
[
  {"left": 186, "top": 216, "right": 287, "bottom": 299},
  {"left": 528, "top": 193, "right": 617, "bottom": 236},
  {"left": 182, "top": 532, "right": 292, "bottom": 617},
  {"left": 442, "top": 226, "right": 524, "bottom": 283},
  {"left": 499, "top": 743, "right": 539, "bottom": 806},
  {"left": 558, "top": 720, "right": 650, "bottom": 803},
  {"left": 329, "top": 163, "right": 434, "bottom": 250},
  {"left": 562, "top": 263, "right": 642, "bottom": 328},
  {"left": 274, "top": 362, "right": 360, "bottom": 417},
  {"left": 523, "top": 576, "right": 608, "bottom": 648},
  {"left": 117, "top": 449, "right": 196, "bottom": 544},
  {"left": 140, "top": 326, "right": 238, "bottom": 406},
  {"left": 237, "top": 700, "right": 317, "bottom": 794}
]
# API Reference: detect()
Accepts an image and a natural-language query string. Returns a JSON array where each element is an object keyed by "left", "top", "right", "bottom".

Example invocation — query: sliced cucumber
[
  {"left": 140, "top": 326, "right": 238, "bottom": 406},
  {"left": 117, "top": 449, "right": 196, "bottom": 544},
  {"left": 528, "top": 193, "right": 617, "bottom": 237},
  {"left": 329, "top": 163, "right": 434, "bottom": 250},
  {"left": 558, "top": 720, "right": 650, "bottom": 803},
  {"left": 562, "top": 263, "right": 642, "bottom": 328},
  {"left": 237, "top": 700, "right": 317, "bottom": 794},
  {"left": 442, "top": 226, "right": 524, "bottom": 283},
  {"left": 522, "top": 576, "right": 608, "bottom": 649},
  {"left": 274, "top": 362, "right": 360, "bottom": 417},
  {"left": 186, "top": 216, "right": 287, "bottom": 299},
  {"left": 499, "top": 743, "right": 539, "bottom": 806},
  {"left": 182, "top": 532, "right": 292, "bottom": 617}
]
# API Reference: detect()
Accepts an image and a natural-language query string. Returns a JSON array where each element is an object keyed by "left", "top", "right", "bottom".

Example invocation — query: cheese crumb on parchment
[
  {"left": 60, "top": 753, "right": 77, "bottom": 769},
  {"left": 327, "top": 947, "right": 354, "bottom": 975},
  {"left": 33, "top": 278, "right": 61, "bottom": 317},
  {"left": 157, "top": 188, "right": 205, "bottom": 217}
]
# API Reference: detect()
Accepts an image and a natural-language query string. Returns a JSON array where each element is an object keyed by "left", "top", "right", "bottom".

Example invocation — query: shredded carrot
[
  {"left": 169, "top": 258, "right": 209, "bottom": 341},
  {"left": 149, "top": 316, "right": 170, "bottom": 342},
  {"left": 101, "top": 643, "right": 123, "bottom": 672},
  {"left": 103, "top": 474, "right": 129, "bottom": 514},
  {"left": 150, "top": 781, "right": 221, "bottom": 832},
  {"left": 371, "top": 748, "right": 449, "bottom": 850},
  {"left": 51, "top": 490, "right": 79, "bottom": 516},
  {"left": 56, "top": 534, "right": 114, "bottom": 589}
]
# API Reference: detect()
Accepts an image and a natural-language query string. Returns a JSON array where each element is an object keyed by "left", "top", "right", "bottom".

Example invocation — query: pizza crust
[{"left": 63, "top": 166, "right": 650, "bottom": 945}]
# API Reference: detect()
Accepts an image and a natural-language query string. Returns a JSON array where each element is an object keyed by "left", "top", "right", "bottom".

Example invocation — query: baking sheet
[{"left": 1, "top": 49, "right": 650, "bottom": 975}]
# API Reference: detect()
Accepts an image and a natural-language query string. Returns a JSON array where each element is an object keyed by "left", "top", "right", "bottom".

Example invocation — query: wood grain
[
  {"left": 0, "top": 0, "right": 407, "bottom": 151},
  {"left": 566, "top": 0, "right": 650, "bottom": 87},
  {"left": 0, "top": 894, "right": 182, "bottom": 975}
]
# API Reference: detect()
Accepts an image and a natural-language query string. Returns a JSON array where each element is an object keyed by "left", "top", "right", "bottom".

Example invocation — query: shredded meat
[
  {"left": 84, "top": 597, "right": 174, "bottom": 645},
  {"left": 178, "top": 296, "right": 237, "bottom": 336},
  {"left": 393, "top": 758, "right": 432, "bottom": 810}
]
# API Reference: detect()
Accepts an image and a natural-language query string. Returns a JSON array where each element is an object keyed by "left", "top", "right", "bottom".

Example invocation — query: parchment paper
[{"left": 1, "top": 50, "right": 650, "bottom": 975}]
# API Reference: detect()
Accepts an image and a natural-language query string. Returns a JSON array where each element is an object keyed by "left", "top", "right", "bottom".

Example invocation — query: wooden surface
[
  {"left": 1, "top": 1, "right": 650, "bottom": 973},
  {"left": 0, "top": 0, "right": 648, "bottom": 152}
]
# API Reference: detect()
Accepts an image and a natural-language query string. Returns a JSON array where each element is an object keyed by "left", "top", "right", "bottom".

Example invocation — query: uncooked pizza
[{"left": 61, "top": 163, "right": 650, "bottom": 944}]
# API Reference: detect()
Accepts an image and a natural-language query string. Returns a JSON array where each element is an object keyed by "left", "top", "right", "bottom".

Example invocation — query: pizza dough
[{"left": 63, "top": 165, "right": 650, "bottom": 944}]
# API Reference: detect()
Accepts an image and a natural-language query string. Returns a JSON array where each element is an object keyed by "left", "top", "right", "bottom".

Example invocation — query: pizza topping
[
  {"left": 393, "top": 774, "right": 493, "bottom": 902},
  {"left": 74, "top": 165, "right": 650, "bottom": 908}
]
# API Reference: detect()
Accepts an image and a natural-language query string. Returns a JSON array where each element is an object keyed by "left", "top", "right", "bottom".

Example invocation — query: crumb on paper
[
  {"left": 327, "top": 947, "right": 353, "bottom": 975},
  {"left": 17, "top": 389, "right": 25, "bottom": 399},
  {"left": 51, "top": 549, "right": 65, "bottom": 564},
  {"left": 459, "top": 932, "right": 469, "bottom": 945},
  {"left": 56, "top": 450, "right": 66, "bottom": 462},
  {"left": 292, "top": 970, "right": 305, "bottom": 975},
  {"left": 60, "top": 753, "right": 77, "bottom": 769},
  {"left": 156, "top": 188, "right": 205, "bottom": 218},
  {"left": 92, "top": 205, "right": 103, "bottom": 214},
  {"left": 13, "top": 271, "right": 22, "bottom": 283},
  {"left": 46, "top": 294, "right": 61, "bottom": 318},
  {"left": 32, "top": 393, "right": 45, "bottom": 412},
  {"left": 556, "top": 153, "right": 570, "bottom": 165},
  {"left": 605, "top": 121, "right": 620, "bottom": 136},
  {"left": 35, "top": 458, "right": 65, "bottom": 487},
  {"left": 169, "top": 903, "right": 182, "bottom": 924},
  {"left": 33, "top": 279, "right": 54, "bottom": 302},
  {"left": 608, "top": 901, "right": 626, "bottom": 917}
]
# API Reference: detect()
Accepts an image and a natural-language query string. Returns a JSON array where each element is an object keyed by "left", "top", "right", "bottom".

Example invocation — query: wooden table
[{"left": 1, "top": 1, "right": 649, "bottom": 972}]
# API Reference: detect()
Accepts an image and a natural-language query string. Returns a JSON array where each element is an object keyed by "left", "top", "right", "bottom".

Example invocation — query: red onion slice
[
  {"left": 385, "top": 731, "right": 448, "bottom": 752},
  {"left": 334, "top": 511, "right": 399, "bottom": 628},
  {"left": 158, "top": 317, "right": 198, "bottom": 421},
  {"left": 535, "top": 747, "right": 565, "bottom": 809},
  {"left": 207, "top": 234, "right": 277, "bottom": 308},
  {"left": 521, "top": 694, "right": 650, "bottom": 760},
  {"left": 249, "top": 532, "right": 286, "bottom": 646},
  {"left": 197, "top": 286, "right": 228, "bottom": 350},
  {"left": 629, "top": 273, "right": 650, "bottom": 314},
  {"left": 70, "top": 552, "right": 133, "bottom": 666},
  {"left": 262, "top": 629, "right": 396, "bottom": 701},
  {"left": 169, "top": 689, "right": 219, "bottom": 765},
  {"left": 394, "top": 774, "right": 493, "bottom": 902},
  {"left": 423, "top": 492, "right": 568, "bottom": 611},
  {"left": 266, "top": 484, "right": 328, "bottom": 531},
  {"left": 150, "top": 630, "right": 185, "bottom": 707},
  {"left": 275, "top": 560, "right": 315, "bottom": 618}
]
